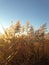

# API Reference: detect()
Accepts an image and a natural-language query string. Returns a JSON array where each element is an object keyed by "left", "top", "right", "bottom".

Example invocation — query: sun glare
[{"left": 0, "top": 25, "right": 4, "bottom": 34}]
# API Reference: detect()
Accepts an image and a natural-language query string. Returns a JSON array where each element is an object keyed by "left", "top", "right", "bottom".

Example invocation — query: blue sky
[{"left": 0, "top": 0, "right": 49, "bottom": 32}]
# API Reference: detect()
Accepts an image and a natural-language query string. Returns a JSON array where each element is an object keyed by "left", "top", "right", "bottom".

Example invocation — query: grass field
[{"left": 0, "top": 21, "right": 49, "bottom": 65}]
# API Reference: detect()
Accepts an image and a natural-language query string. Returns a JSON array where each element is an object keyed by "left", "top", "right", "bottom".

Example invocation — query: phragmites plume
[{"left": 2, "top": 21, "right": 47, "bottom": 39}]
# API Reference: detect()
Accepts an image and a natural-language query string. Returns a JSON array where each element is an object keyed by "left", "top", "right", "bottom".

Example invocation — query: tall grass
[{"left": 0, "top": 21, "right": 49, "bottom": 65}]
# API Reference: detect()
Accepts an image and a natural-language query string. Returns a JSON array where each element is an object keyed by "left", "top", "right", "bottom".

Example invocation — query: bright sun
[{"left": 0, "top": 25, "right": 4, "bottom": 34}]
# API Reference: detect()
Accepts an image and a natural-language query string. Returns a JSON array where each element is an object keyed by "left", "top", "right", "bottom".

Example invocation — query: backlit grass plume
[{"left": 0, "top": 21, "right": 49, "bottom": 65}]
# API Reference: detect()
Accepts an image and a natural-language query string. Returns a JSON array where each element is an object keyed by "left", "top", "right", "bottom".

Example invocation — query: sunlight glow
[{"left": 15, "top": 32, "right": 27, "bottom": 36}]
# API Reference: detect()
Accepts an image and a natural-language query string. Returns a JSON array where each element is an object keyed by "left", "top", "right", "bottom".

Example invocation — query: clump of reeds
[{"left": 0, "top": 21, "right": 49, "bottom": 65}]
